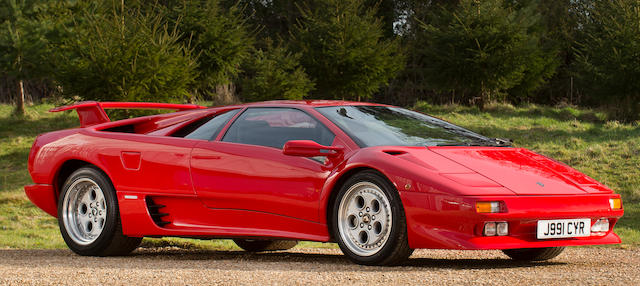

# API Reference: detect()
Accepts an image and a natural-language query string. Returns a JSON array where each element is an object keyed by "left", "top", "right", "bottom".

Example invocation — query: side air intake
[{"left": 145, "top": 197, "right": 171, "bottom": 227}]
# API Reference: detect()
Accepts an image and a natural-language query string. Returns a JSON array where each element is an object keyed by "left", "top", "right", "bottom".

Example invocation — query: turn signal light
[
  {"left": 609, "top": 198, "right": 622, "bottom": 210},
  {"left": 476, "top": 201, "right": 502, "bottom": 213}
]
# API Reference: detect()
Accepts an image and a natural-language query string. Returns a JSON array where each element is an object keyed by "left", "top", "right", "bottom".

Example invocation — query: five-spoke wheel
[
  {"left": 338, "top": 181, "right": 392, "bottom": 257},
  {"left": 61, "top": 178, "right": 107, "bottom": 245},
  {"left": 58, "top": 167, "right": 141, "bottom": 256},
  {"left": 332, "top": 170, "right": 413, "bottom": 265}
]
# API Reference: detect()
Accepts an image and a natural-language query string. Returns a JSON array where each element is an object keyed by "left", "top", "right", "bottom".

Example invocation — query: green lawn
[{"left": 0, "top": 102, "right": 637, "bottom": 249}]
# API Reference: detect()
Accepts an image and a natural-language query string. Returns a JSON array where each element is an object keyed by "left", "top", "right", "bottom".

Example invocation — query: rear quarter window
[{"left": 171, "top": 109, "right": 240, "bottom": 140}]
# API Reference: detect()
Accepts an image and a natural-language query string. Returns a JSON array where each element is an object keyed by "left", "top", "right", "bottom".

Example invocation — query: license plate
[{"left": 537, "top": 219, "right": 591, "bottom": 239}]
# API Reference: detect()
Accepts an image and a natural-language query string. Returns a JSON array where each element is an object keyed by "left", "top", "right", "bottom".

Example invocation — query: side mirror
[{"left": 283, "top": 140, "right": 344, "bottom": 157}]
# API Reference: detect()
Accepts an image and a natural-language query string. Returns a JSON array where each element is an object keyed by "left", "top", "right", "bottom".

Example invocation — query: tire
[
  {"left": 57, "top": 167, "right": 142, "bottom": 256},
  {"left": 233, "top": 239, "right": 298, "bottom": 252},
  {"left": 502, "top": 247, "right": 565, "bottom": 261},
  {"left": 331, "top": 170, "right": 413, "bottom": 266}
]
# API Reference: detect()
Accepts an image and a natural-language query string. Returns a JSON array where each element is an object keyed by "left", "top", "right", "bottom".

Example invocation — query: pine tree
[
  {"left": 53, "top": 2, "right": 197, "bottom": 104},
  {"left": 240, "top": 43, "right": 314, "bottom": 102},
  {"left": 527, "top": 0, "right": 582, "bottom": 105},
  {"left": 0, "top": 0, "right": 51, "bottom": 116},
  {"left": 416, "top": 0, "right": 556, "bottom": 108},
  {"left": 167, "top": 0, "right": 253, "bottom": 104},
  {"left": 574, "top": 0, "right": 640, "bottom": 122},
  {"left": 224, "top": 0, "right": 301, "bottom": 48},
  {"left": 292, "top": 0, "right": 404, "bottom": 101}
]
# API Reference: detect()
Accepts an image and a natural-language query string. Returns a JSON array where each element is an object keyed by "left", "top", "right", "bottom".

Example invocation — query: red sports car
[{"left": 25, "top": 100, "right": 623, "bottom": 265}]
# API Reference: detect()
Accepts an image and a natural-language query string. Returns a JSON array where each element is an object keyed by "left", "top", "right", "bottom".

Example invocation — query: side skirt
[{"left": 117, "top": 191, "right": 330, "bottom": 241}]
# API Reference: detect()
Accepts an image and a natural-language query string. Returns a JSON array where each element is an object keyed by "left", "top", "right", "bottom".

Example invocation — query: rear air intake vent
[
  {"left": 145, "top": 197, "right": 171, "bottom": 227},
  {"left": 383, "top": 150, "right": 406, "bottom": 156}
]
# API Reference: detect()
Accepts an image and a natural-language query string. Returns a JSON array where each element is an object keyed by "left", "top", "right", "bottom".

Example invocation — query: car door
[{"left": 190, "top": 107, "right": 338, "bottom": 222}]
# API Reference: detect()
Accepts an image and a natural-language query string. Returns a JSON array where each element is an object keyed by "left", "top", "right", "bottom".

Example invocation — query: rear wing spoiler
[{"left": 50, "top": 101, "right": 207, "bottom": 127}]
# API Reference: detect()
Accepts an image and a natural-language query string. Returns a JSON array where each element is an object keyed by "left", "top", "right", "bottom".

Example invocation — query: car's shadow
[{"left": 128, "top": 249, "right": 565, "bottom": 270}]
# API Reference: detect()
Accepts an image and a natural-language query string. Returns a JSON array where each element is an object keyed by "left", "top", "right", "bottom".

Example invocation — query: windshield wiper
[
  {"left": 436, "top": 142, "right": 490, "bottom": 147},
  {"left": 492, "top": 138, "right": 513, "bottom": 146},
  {"left": 436, "top": 138, "right": 512, "bottom": 147},
  {"left": 436, "top": 142, "right": 470, "bottom": 146}
]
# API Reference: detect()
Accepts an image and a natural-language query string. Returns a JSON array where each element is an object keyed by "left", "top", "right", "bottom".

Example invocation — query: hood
[{"left": 428, "top": 147, "right": 611, "bottom": 195}]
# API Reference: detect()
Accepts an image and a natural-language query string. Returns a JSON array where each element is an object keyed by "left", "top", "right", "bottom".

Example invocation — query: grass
[
  {"left": 0, "top": 102, "right": 638, "bottom": 250},
  {"left": 0, "top": 104, "right": 77, "bottom": 248}
]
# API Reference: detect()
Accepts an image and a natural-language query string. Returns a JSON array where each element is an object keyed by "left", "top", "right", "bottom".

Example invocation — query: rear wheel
[
  {"left": 233, "top": 239, "right": 298, "bottom": 252},
  {"left": 58, "top": 167, "right": 141, "bottom": 256},
  {"left": 502, "top": 247, "right": 565, "bottom": 261},
  {"left": 331, "top": 170, "right": 413, "bottom": 266}
]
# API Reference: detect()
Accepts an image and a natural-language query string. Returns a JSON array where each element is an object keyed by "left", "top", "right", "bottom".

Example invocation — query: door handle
[{"left": 192, "top": 155, "right": 222, "bottom": 160}]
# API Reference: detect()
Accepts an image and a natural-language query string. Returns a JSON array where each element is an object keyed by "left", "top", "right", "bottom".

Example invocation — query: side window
[
  {"left": 222, "top": 108, "right": 335, "bottom": 149},
  {"left": 172, "top": 109, "right": 239, "bottom": 140}
]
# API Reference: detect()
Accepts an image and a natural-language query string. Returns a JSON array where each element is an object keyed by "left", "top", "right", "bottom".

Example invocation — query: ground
[{"left": 0, "top": 247, "right": 637, "bottom": 285}]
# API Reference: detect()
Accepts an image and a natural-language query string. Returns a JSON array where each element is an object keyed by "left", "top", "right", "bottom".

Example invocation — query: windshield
[{"left": 316, "top": 105, "right": 502, "bottom": 147}]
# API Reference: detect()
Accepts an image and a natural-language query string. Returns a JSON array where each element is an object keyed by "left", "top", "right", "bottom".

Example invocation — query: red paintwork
[
  {"left": 429, "top": 147, "right": 609, "bottom": 195},
  {"left": 282, "top": 140, "right": 344, "bottom": 157},
  {"left": 24, "top": 184, "right": 57, "bottom": 217},
  {"left": 25, "top": 100, "right": 624, "bottom": 250}
]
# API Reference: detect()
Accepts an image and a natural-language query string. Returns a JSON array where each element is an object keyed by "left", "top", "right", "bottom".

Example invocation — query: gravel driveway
[{"left": 0, "top": 247, "right": 637, "bottom": 285}]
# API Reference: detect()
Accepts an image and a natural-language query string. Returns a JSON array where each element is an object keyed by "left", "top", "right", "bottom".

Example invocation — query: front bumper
[
  {"left": 401, "top": 192, "right": 624, "bottom": 250},
  {"left": 24, "top": 184, "right": 58, "bottom": 217}
]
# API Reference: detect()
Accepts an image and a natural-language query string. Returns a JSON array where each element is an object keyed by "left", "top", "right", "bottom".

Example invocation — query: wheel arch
[
  {"left": 323, "top": 166, "right": 399, "bottom": 241},
  {"left": 53, "top": 159, "right": 115, "bottom": 205}
]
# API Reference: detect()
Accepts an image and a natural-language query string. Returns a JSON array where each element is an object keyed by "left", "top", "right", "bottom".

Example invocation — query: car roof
[{"left": 221, "top": 100, "right": 392, "bottom": 108}]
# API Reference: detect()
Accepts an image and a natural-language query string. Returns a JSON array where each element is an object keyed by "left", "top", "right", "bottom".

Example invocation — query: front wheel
[
  {"left": 331, "top": 170, "right": 413, "bottom": 266},
  {"left": 58, "top": 167, "right": 142, "bottom": 256},
  {"left": 502, "top": 247, "right": 565, "bottom": 261}
]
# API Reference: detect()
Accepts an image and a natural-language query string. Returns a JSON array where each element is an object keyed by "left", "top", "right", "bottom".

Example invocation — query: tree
[
  {"left": 240, "top": 43, "right": 314, "bottom": 102},
  {"left": 527, "top": 0, "right": 582, "bottom": 105},
  {"left": 0, "top": 0, "right": 51, "bottom": 115},
  {"left": 376, "top": 0, "right": 458, "bottom": 106},
  {"left": 53, "top": 2, "right": 197, "bottom": 104},
  {"left": 167, "top": 0, "right": 253, "bottom": 104},
  {"left": 364, "top": 0, "right": 398, "bottom": 38},
  {"left": 574, "top": 0, "right": 640, "bottom": 122},
  {"left": 415, "top": 0, "right": 556, "bottom": 108},
  {"left": 292, "top": 0, "right": 404, "bottom": 101},
  {"left": 224, "top": 0, "right": 301, "bottom": 47},
  {"left": 500, "top": 0, "right": 561, "bottom": 103}
]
